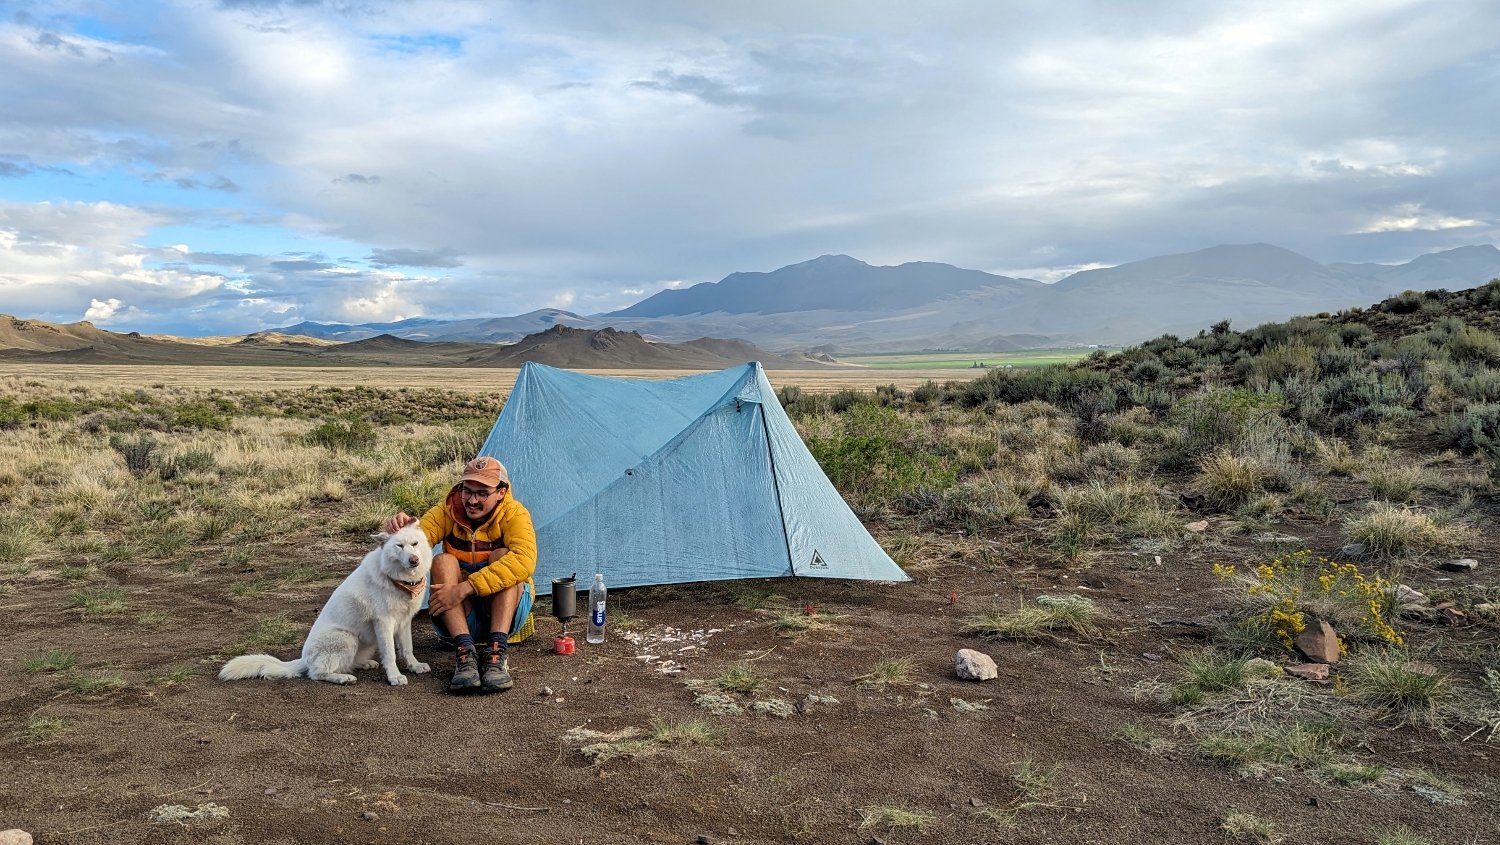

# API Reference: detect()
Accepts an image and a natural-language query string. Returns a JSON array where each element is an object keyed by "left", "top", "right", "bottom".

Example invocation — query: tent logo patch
[{"left": 808, "top": 550, "right": 829, "bottom": 569}]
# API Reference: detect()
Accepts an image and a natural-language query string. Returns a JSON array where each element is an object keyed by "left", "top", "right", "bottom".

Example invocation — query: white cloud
[
  {"left": 84, "top": 297, "right": 124, "bottom": 321},
  {"left": 0, "top": 0, "right": 1497, "bottom": 332},
  {"left": 1358, "top": 204, "right": 1484, "bottom": 233}
]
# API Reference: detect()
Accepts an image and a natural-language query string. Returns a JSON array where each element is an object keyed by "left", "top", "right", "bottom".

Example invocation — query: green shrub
[
  {"left": 109, "top": 433, "right": 158, "bottom": 477},
  {"left": 0, "top": 396, "right": 24, "bottom": 429},
  {"left": 1446, "top": 325, "right": 1500, "bottom": 365},
  {"left": 171, "top": 401, "right": 232, "bottom": 431},
  {"left": 307, "top": 417, "right": 377, "bottom": 451},
  {"left": 806, "top": 405, "right": 954, "bottom": 504}
]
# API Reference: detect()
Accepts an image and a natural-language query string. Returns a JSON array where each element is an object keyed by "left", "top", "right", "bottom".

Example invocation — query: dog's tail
[{"left": 218, "top": 654, "right": 306, "bottom": 681}]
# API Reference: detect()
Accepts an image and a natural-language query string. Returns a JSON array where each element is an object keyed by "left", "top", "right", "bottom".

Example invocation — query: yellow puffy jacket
[{"left": 417, "top": 485, "right": 537, "bottom": 597}]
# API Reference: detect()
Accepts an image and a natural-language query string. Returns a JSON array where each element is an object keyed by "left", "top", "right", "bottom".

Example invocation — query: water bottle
[{"left": 586, "top": 573, "right": 607, "bottom": 644}]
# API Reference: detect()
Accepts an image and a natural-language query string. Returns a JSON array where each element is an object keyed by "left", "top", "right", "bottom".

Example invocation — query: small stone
[
  {"left": 1185, "top": 520, "right": 1209, "bottom": 533},
  {"left": 1405, "top": 662, "right": 1438, "bottom": 676},
  {"left": 1294, "top": 619, "right": 1340, "bottom": 664},
  {"left": 1341, "top": 542, "right": 1366, "bottom": 557},
  {"left": 0, "top": 831, "right": 34, "bottom": 845},
  {"left": 539, "top": 686, "right": 554, "bottom": 696},
  {"left": 954, "top": 648, "right": 998, "bottom": 682},
  {"left": 696, "top": 836, "right": 712, "bottom": 845},
  {"left": 263, "top": 787, "right": 277, "bottom": 795},
  {"left": 360, "top": 811, "right": 379, "bottom": 822},
  {"left": 1395, "top": 584, "right": 1427, "bottom": 606},
  {"left": 727, "top": 827, "right": 738, "bottom": 836},
  {"left": 554, "top": 697, "right": 565, "bottom": 703},
  {"left": 1284, "top": 663, "right": 1330, "bottom": 681},
  {"left": 1439, "top": 558, "right": 1479, "bottom": 573},
  {"left": 969, "top": 797, "right": 986, "bottom": 807},
  {"left": 562, "top": 798, "right": 572, "bottom": 805}
]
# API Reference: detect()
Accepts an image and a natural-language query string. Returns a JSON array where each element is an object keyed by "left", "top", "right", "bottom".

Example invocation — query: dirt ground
[{"left": 3, "top": 498, "right": 1499, "bottom": 845}]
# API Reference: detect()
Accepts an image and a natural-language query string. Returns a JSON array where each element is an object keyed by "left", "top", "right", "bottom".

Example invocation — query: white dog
[{"left": 220, "top": 525, "right": 434, "bottom": 686}]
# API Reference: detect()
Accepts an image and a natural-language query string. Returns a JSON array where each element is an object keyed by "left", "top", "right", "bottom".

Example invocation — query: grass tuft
[
  {"left": 854, "top": 657, "right": 915, "bottom": 690},
  {"left": 713, "top": 662, "right": 764, "bottom": 695},
  {"left": 24, "top": 650, "right": 77, "bottom": 673},
  {"left": 963, "top": 594, "right": 1099, "bottom": 640},
  {"left": 1345, "top": 652, "right": 1454, "bottom": 726},
  {"left": 68, "top": 672, "right": 127, "bottom": 696},
  {"left": 70, "top": 586, "right": 127, "bottom": 616},
  {"left": 1221, "top": 810, "right": 1283, "bottom": 843},
  {"left": 20, "top": 714, "right": 69, "bottom": 743},
  {"left": 858, "top": 806, "right": 935, "bottom": 833},
  {"left": 648, "top": 717, "right": 718, "bottom": 746}
]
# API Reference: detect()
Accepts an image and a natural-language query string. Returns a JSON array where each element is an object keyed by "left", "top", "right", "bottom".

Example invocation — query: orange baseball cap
[{"left": 461, "top": 456, "right": 509, "bottom": 489}]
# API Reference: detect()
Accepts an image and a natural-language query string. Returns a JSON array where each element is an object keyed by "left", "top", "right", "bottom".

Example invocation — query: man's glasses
[{"left": 459, "top": 486, "right": 503, "bottom": 501}]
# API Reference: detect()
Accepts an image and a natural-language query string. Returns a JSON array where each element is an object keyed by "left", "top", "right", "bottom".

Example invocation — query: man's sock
[{"left": 454, "top": 633, "right": 475, "bottom": 654}]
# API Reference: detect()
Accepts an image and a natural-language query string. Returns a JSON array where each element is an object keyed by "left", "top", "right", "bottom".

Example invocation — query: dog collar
[{"left": 390, "top": 576, "right": 426, "bottom": 598}]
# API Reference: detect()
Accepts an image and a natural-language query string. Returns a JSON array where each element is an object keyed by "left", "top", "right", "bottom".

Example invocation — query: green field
[{"left": 839, "top": 348, "right": 1109, "bottom": 369}]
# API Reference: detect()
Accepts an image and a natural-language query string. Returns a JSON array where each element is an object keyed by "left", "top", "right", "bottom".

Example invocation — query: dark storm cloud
[{"left": 368, "top": 247, "right": 463, "bottom": 268}]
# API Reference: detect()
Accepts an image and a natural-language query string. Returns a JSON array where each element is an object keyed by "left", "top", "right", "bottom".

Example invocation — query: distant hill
[
  {"left": 0, "top": 317, "right": 827, "bottom": 370},
  {"left": 258, "top": 244, "right": 1500, "bottom": 352},
  {"left": 607, "top": 254, "right": 1041, "bottom": 318},
  {"left": 458, "top": 325, "right": 825, "bottom": 369},
  {"left": 282, "top": 308, "right": 599, "bottom": 343}
]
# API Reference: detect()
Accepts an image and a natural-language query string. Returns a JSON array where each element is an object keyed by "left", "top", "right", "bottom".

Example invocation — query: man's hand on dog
[
  {"left": 383, "top": 512, "right": 417, "bottom": 534},
  {"left": 428, "top": 579, "right": 475, "bottom": 617}
]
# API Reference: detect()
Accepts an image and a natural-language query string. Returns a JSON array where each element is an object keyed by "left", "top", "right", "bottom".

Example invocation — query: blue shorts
[{"left": 428, "top": 563, "right": 534, "bottom": 643}]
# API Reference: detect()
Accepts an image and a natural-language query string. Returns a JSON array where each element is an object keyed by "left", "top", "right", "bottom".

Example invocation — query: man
[{"left": 384, "top": 456, "right": 536, "bottom": 694}]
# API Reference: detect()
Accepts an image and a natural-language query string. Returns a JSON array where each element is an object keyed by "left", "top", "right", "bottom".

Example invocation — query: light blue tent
[{"left": 478, "top": 362, "right": 908, "bottom": 595}]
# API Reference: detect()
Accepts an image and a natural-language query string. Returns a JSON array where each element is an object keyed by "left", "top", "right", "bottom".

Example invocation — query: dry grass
[{"left": 1342, "top": 502, "right": 1457, "bottom": 559}]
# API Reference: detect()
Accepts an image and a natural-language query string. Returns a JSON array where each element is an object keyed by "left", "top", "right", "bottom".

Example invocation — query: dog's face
[{"left": 372, "top": 525, "right": 433, "bottom": 581}]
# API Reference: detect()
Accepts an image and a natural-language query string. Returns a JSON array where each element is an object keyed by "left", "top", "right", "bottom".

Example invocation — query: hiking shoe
[
  {"left": 448, "top": 646, "right": 481, "bottom": 694},
  {"left": 481, "top": 647, "right": 513, "bottom": 693}
]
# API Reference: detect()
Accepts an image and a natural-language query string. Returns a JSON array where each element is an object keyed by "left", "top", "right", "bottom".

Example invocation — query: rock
[
  {"left": 1394, "top": 584, "right": 1427, "bottom": 606},
  {"left": 696, "top": 836, "right": 713, "bottom": 845},
  {"left": 1440, "top": 558, "right": 1479, "bottom": 573},
  {"left": 1341, "top": 542, "right": 1366, "bottom": 557},
  {"left": 955, "top": 648, "right": 998, "bottom": 682},
  {"left": 1293, "top": 619, "right": 1341, "bottom": 664},
  {"left": 0, "top": 831, "right": 34, "bottom": 845},
  {"left": 263, "top": 787, "right": 277, "bottom": 795},
  {"left": 539, "top": 686, "right": 554, "bottom": 696},
  {"left": 1180, "top": 491, "right": 1207, "bottom": 510},
  {"left": 1184, "top": 520, "right": 1209, "bottom": 533},
  {"left": 1026, "top": 491, "right": 1056, "bottom": 518},
  {"left": 1244, "top": 657, "right": 1282, "bottom": 679},
  {"left": 1284, "top": 663, "right": 1331, "bottom": 681},
  {"left": 1404, "top": 662, "right": 1438, "bottom": 676},
  {"left": 1441, "top": 607, "right": 1468, "bottom": 625},
  {"left": 968, "top": 797, "right": 986, "bottom": 807},
  {"left": 360, "top": 811, "right": 379, "bottom": 822}
]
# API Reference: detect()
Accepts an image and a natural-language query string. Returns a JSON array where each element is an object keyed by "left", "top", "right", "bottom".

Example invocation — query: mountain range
[
  {"left": 0, "top": 320, "right": 830, "bottom": 369},
  {"left": 279, "top": 243, "right": 1500, "bottom": 352}
]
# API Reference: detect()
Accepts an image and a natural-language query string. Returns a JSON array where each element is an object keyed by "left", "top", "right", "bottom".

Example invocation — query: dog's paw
[
  {"left": 407, "top": 661, "right": 431, "bottom": 675},
  {"left": 387, "top": 673, "right": 409, "bottom": 686},
  {"left": 355, "top": 659, "right": 379, "bottom": 670}
]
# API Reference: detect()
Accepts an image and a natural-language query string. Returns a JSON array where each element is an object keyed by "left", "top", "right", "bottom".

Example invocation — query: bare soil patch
[{"left": 4, "top": 496, "right": 1498, "bottom": 844}]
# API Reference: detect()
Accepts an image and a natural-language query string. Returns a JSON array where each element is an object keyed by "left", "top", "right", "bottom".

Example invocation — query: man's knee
[{"left": 432, "top": 553, "right": 462, "bottom": 582}]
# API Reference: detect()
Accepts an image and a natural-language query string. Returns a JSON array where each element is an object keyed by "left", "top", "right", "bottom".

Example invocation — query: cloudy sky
[{"left": 2, "top": 0, "right": 1498, "bottom": 335}]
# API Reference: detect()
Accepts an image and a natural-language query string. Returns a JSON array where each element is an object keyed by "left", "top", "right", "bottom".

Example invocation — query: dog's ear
[{"left": 372, "top": 531, "right": 391, "bottom": 543}]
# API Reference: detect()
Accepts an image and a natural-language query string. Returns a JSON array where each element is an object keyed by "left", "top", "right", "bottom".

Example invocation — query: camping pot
[{"left": 551, "top": 575, "right": 577, "bottom": 620}]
